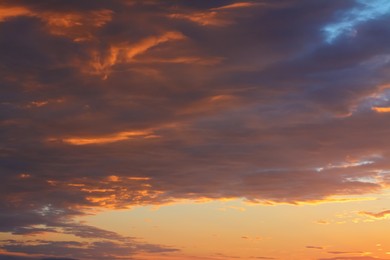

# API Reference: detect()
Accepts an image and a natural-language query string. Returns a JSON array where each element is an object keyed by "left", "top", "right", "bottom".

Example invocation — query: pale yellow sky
[{"left": 79, "top": 191, "right": 390, "bottom": 260}]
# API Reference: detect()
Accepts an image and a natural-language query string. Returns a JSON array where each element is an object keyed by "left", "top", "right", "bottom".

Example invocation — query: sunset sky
[{"left": 1, "top": 0, "right": 390, "bottom": 259}]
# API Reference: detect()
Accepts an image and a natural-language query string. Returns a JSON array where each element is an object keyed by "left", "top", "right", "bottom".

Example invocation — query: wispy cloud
[
  {"left": 359, "top": 209, "right": 390, "bottom": 219},
  {"left": 323, "top": 0, "right": 390, "bottom": 43}
]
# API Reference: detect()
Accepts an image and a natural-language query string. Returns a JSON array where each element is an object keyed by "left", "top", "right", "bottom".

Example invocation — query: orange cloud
[
  {"left": 38, "top": 174, "right": 167, "bottom": 210},
  {"left": 169, "top": 11, "right": 228, "bottom": 26},
  {"left": 55, "top": 130, "right": 155, "bottom": 145},
  {"left": 84, "top": 185, "right": 165, "bottom": 208},
  {"left": 18, "top": 173, "right": 31, "bottom": 179},
  {"left": 169, "top": 2, "right": 259, "bottom": 26},
  {"left": 40, "top": 9, "right": 113, "bottom": 41},
  {"left": 0, "top": 5, "right": 31, "bottom": 21},
  {"left": 26, "top": 98, "right": 65, "bottom": 108},
  {"left": 89, "top": 31, "right": 186, "bottom": 78},
  {"left": 359, "top": 210, "right": 390, "bottom": 219},
  {"left": 127, "top": 177, "right": 151, "bottom": 181},
  {"left": 372, "top": 107, "right": 390, "bottom": 113},
  {"left": 0, "top": 4, "right": 112, "bottom": 41},
  {"left": 211, "top": 2, "right": 261, "bottom": 11},
  {"left": 125, "top": 31, "right": 185, "bottom": 60}
]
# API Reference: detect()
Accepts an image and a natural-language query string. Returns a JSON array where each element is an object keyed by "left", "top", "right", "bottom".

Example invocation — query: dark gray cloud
[
  {"left": 42, "top": 258, "right": 77, "bottom": 260},
  {"left": 0, "top": 255, "right": 36, "bottom": 260},
  {"left": 0, "top": 239, "right": 177, "bottom": 260}
]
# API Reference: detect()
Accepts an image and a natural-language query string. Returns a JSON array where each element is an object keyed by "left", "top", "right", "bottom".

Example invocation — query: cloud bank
[{"left": 1, "top": 0, "right": 390, "bottom": 259}]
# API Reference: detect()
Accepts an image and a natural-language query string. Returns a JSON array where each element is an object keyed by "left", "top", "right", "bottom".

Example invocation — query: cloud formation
[
  {"left": 307, "top": 246, "right": 324, "bottom": 250},
  {"left": 1, "top": 0, "right": 390, "bottom": 259},
  {"left": 359, "top": 209, "right": 390, "bottom": 219},
  {"left": 0, "top": 239, "right": 177, "bottom": 260}
]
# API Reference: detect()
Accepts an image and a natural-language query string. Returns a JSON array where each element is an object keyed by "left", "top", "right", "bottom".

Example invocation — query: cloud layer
[{"left": 1, "top": 0, "right": 390, "bottom": 259}]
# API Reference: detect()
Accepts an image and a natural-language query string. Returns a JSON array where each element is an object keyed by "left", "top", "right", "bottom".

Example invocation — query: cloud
[
  {"left": 168, "top": 1, "right": 261, "bottom": 27},
  {"left": 88, "top": 31, "right": 187, "bottom": 79},
  {"left": 0, "top": 0, "right": 389, "bottom": 208},
  {"left": 1, "top": 0, "right": 390, "bottom": 259},
  {"left": 359, "top": 210, "right": 390, "bottom": 219},
  {"left": 327, "top": 251, "right": 363, "bottom": 254},
  {"left": 211, "top": 2, "right": 260, "bottom": 11},
  {"left": 42, "top": 258, "right": 78, "bottom": 260},
  {"left": 52, "top": 129, "right": 156, "bottom": 145},
  {"left": 323, "top": 0, "right": 390, "bottom": 43},
  {"left": 0, "top": 5, "right": 31, "bottom": 21},
  {"left": 0, "top": 254, "right": 36, "bottom": 260},
  {"left": 372, "top": 107, "right": 390, "bottom": 113},
  {"left": 0, "top": 3, "right": 113, "bottom": 41},
  {"left": 0, "top": 240, "right": 177, "bottom": 260},
  {"left": 307, "top": 246, "right": 324, "bottom": 250},
  {"left": 316, "top": 220, "right": 330, "bottom": 225}
]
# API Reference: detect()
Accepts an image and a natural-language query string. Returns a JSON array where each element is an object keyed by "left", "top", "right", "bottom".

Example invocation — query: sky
[{"left": 0, "top": 0, "right": 390, "bottom": 259}]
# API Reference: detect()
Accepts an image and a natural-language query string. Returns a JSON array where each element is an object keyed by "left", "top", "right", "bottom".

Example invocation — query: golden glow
[
  {"left": 107, "top": 175, "right": 120, "bottom": 182},
  {"left": 58, "top": 130, "right": 155, "bottom": 145},
  {"left": 211, "top": 2, "right": 259, "bottom": 10},
  {"left": 0, "top": 6, "right": 31, "bottom": 21},
  {"left": 83, "top": 195, "right": 390, "bottom": 260},
  {"left": 372, "top": 106, "right": 390, "bottom": 113},
  {"left": 67, "top": 183, "right": 85, "bottom": 187},
  {"left": 127, "top": 177, "right": 151, "bottom": 181},
  {"left": 85, "top": 189, "right": 165, "bottom": 208},
  {"left": 18, "top": 173, "right": 31, "bottom": 179}
]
